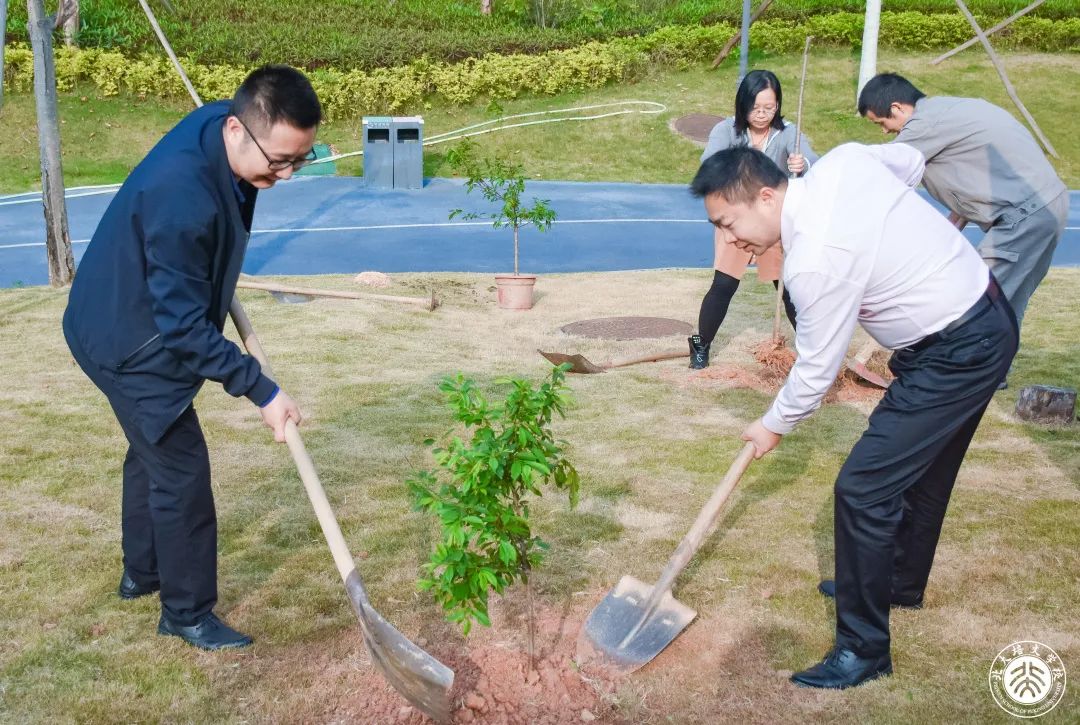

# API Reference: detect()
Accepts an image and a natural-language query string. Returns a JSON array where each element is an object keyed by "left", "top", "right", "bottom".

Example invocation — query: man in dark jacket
[{"left": 63, "top": 65, "right": 321, "bottom": 650}]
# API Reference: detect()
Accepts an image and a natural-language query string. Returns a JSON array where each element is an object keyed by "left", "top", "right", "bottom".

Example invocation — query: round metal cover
[
  {"left": 560, "top": 316, "right": 693, "bottom": 340},
  {"left": 670, "top": 114, "right": 724, "bottom": 147}
]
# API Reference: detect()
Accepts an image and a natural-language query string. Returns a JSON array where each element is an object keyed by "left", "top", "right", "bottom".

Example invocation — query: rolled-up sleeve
[{"left": 761, "top": 271, "right": 862, "bottom": 435}]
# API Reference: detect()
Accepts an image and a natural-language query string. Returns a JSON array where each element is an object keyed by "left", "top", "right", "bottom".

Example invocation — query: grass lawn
[
  {"left": 0, "top": 266, "right": 1076, "bottom": 722},
  {"left": 1, "top": 50, "right": 1078, "bottom": 193}
]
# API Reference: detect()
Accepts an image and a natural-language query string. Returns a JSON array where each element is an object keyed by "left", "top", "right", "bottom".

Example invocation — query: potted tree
[{"left": 448, "top": 140, "right": 557, "bottom": 310}]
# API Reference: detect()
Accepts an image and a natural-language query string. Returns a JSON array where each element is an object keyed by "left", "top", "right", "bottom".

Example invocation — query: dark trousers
[
  {"left": 832, "top": 280, "right": 1017, "bottom": 657},
  {"left": 111, "top": 402, "right": 217, "bottom": 626}
]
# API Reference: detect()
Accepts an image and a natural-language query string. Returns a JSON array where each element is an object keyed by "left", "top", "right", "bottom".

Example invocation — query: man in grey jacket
[{"left": 858, "top": 73, "right": 1067, "bottom": 357}]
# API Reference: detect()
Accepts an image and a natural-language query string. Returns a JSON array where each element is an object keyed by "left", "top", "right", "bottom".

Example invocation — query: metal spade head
[
  {"left": 537, "top": 350, "right": 607, "bottom": 374},
  {"left": 344, "top": 572, "right": 454, "bottom": 723},
  {"left": 846, "top": 359, "right": 890, "bottom": 389},
  {"left": 578, "top": 575, "right": 697, "bottom": 673}
]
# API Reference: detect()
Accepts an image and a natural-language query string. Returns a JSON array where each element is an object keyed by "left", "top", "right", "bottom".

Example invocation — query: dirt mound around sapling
[{"left": 329, "top": 596, "right": 619, "bottom": 724}]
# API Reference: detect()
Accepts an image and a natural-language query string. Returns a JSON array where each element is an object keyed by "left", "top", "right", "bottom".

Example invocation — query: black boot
[{"left": 688, "top": 335, "right": 710, "bottom": 369}]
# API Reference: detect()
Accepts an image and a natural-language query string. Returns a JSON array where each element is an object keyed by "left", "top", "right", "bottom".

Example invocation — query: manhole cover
[
  {"left": 560, "top": 316, "right": 693, "bottom": 340},
  {"left": 670, "top": 113, "right": 725, "bottom": 147}
]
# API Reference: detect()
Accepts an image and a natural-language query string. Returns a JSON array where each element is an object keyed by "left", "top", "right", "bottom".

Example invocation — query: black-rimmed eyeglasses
[{"left": 236, "top": 116, "right": 316, "bottom": 171}]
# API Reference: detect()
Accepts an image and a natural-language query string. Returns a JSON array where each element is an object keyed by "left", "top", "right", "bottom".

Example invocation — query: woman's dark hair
[
  {"left": 231, "top": 65, "right": 322, "bottom": 133},
  {"left": 733, "top": 70, "right": 785, "bottom": 136}
]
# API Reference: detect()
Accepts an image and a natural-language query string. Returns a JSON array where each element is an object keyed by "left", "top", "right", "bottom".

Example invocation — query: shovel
[
  {"left": 228, "top": 297, "right": 454, "bottom": 722},
  {"left": 580, "top": 441, "right": 757, "bottom": 672},
  {"left": 538, "top": 349, "right": 688, "bottom": 374},
  {"left": 845, "top": 340, "right": 890, "bottom": 389}
]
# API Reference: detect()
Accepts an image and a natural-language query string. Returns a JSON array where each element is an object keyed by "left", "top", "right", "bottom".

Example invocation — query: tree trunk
[
  {"left": 857, "top": 0, "right": 881, "bottom": 105},
  {"left": 513, "top": 224, "right": 519, "bottom": 276},
  {"left": 525, "top": 575, "right": 535, "bottom": 675},
  {"left": 1, "top": 0, "right": 8, "bottom": 110},
  {"left": 1015, "top": 385, "right": 1076, "bottom": 424},
  {"left": 59, "top": 0, "right": 78, "bottom": 46},
  {"left": 710, "top": 0, "right": 774, "bottom": 69},
  {"left": 737, "top": 0, "right": 751, "bottom": 85},
  {"left": 481, "top": 0, "right": 492, "bottom": 15},
  {"left": 27, "top": 0, "right": 74, "bottom": 287}
]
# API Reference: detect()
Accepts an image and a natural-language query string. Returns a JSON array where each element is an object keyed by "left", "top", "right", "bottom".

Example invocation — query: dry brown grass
[{"left": 0, "top": 269, "right": 1076, "bottom": 723}]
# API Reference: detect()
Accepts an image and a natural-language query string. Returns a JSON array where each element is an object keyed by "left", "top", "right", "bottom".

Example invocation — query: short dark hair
[
  {"left": 734, "top": 69, "right": 785, "bottom": 135},
  {"left": 857, "top": 72, "right": 926, "bottom": 118},
  {"left": 231, "top": 65, "right": 322, "bottom": 133},
  {"left": 691, "top": 147, "right": 788, "bottom": 204}
]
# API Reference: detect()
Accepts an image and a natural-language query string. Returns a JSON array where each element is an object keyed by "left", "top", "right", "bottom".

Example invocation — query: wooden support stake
[
  {"left": 137, "top": 0, "right": 202, "bottom": 108},
  {"left": 952, "top": 0, "right": 1058, "bottom": 158},
  {"left": 710, "top": 0, "right": 775, "bottom": 69},
  {"left": 932, "top": 0, "right": 1045, "bottom": 65}
]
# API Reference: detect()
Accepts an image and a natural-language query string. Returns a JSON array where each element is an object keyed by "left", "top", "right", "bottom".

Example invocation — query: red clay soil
[
  {"left": 750, "top": 339, "right": 796, "bottom": 379},
  {"left": 329, "top": 596, "right": 621, "bottom": 724},
  {"left": 667, "top": 360, "right": 888, "bottom": 404}
]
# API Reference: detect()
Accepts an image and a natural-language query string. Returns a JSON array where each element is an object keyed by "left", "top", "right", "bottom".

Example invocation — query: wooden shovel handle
[
  {"left": 772, "top": 37, "right": 812, "bottom": 345},
  {"left": 605, "top": 350, "right": 689, "bottom": 369},
  {"left": 228, "top": 296, "right": 358, "bottom": 584},
  {"left": 649, "top": 442, "right": 757, "bottom": 599},
  {"left": 853, "top": 339, "right": 879, "bottom": 365},
  {"left": 237, "top": 279, "right": 438, "bottom": 310}
]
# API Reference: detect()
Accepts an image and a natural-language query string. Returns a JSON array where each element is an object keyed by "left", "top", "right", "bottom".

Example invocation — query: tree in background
[{"left": 27, "top": 0, "right": 74, "bottom": 286}]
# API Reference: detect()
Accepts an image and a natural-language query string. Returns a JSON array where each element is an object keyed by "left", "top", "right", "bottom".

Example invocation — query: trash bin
[
  {"left": 362, "top": 116, "right": 394, "bottom": 189},
  {"left": 392, "top": 116, "right": 424, "bottom": 190}
]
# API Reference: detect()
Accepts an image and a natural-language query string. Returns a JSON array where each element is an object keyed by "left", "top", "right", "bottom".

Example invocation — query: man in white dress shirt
[{"left": 690, "top": 144, "right": 1017, "bottom": 689}]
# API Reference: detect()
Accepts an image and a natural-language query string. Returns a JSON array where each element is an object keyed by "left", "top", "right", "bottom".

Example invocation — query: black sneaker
[
  {"left": 158, "top": 612, "right": 253, "bottom": 651},
  {"left": 688, "top": 335, "right": 710, "bottom": 369}
]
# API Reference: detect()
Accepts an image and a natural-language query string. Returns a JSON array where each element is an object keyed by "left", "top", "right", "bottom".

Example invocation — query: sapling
[{"left": 409, "top": 365, "right": 579, "bottom": 670}]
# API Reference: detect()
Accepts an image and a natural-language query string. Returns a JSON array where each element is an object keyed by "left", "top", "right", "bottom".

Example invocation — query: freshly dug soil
[{"left": 330, "top": 596, "right": 620, "bottom": 724}]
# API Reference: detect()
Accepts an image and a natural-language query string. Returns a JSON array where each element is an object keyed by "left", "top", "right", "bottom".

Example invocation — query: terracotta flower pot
[{"left": 494, "top": 274, "right": 536, "bottom": 310}]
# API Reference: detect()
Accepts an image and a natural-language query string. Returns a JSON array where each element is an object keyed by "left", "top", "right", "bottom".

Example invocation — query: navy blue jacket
[{"left": 63, "top": 101, "right": 276, "bottom": 443}]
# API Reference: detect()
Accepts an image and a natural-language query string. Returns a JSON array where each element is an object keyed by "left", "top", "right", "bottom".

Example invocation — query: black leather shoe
[
  {"left": 118, "top": 571, "right": 159, "bottom": 600},
  {"left": 791, "top": 646, "right": 892, "bottom": 689},
  {"left": 688, "top": 335, "right": 710, "bottom": 369},
  {"left": 158, "top": 612, "right": 253, "bottom": 651},
  {"left": 817, "top": 579, "right": 923, "bottom": 610}
]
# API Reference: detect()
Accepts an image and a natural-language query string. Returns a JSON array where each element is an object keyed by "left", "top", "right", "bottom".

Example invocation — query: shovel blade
[
  {"left": 846, "top": 359, "right": 890, "bottom": 389},
  {"left": 579, "top": 575, "right": 697, "bottom": 673},
  {"left": 538, "top": 350, "right": 607, "bottom": 374},
  {"left": 345, "top": 572, "right": 454, "bottom": 723}
]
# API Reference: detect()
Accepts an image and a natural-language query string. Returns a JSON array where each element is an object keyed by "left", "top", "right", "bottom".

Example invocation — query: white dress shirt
[{"left": 761, "top": 143, "right": 990, "bottom": 436}]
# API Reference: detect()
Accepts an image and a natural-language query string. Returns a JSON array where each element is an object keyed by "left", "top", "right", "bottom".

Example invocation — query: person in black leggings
[{"left": 691, "top": 69, "right": 816, "bottom": 368}]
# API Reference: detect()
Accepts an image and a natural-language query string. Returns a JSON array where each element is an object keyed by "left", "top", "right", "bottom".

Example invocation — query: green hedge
[
  {"left": 5, "top": 0, "right": 1078, "bottom": 70},
  {"left": 4, "top": 14, "right": 1077, "bottom": 120}
]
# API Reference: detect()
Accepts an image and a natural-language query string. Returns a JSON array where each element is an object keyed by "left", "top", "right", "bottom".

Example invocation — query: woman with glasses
[{"left": 689, "top": 69, "right": 818, "bottom": 369}]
